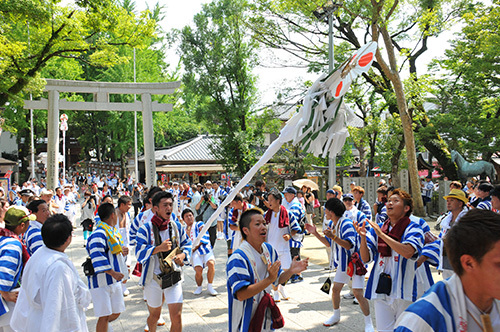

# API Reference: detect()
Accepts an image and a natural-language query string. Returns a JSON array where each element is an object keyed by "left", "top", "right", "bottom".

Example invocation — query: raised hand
[
  {"left": 305, "top": 223, "right": 317, "bottom": 235},
  {"left": 267, "top": 261, "right": 281, "bottom": 282},
  {"left": 354, "top": 219, "right": 367, "bottom": 237},
  {"left": 323, "top": 227, "right": 336, "bottom": 239}
]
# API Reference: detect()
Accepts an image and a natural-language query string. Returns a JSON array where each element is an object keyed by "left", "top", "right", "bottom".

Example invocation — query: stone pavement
[{"left": 65, "top": 213, "right": 442, "bottom": 332}]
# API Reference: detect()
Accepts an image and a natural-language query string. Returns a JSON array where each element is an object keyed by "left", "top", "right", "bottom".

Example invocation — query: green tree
[
  {"left": 0, "top": 0, "right": 156, "bottom": 107},
  {"left": 179, "top": 0, "right": 259, "bottom": 176},
  {"left": 430, "top": 1, "right": 500, "bottom": 163}
]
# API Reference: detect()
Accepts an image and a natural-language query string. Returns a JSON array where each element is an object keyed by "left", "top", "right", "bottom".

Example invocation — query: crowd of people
[{"left": 0, "top": 173, "right": 499, "bottom": 332}]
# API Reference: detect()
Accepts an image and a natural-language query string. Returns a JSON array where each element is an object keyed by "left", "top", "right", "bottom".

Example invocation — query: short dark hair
[
  {"left": 117, "top": 195, "right": 132, "bottom": 207},
  {"left": 152, "top": 191, "right": 173, "bottom": 207},
  {"left": 324, "top": 198, "right": 346, "bottom": 217},
  {"left": 145, "top": 186, "right": 163, "bottom": 204},
  {"left": 240, "top": 208, "right": 264, "bottom": 240},
  {"left": 449, "top": 181, "right": 462, "bottom": 190},
  {"left": 98, "top": 203, "right": 115, "bottom": 221},
  {"left": 41, "top": 214, "right": 72, "bottom": 249},
  {"left": 391, "top": 189, "right": 413, "bottom": 216},
  {"left": 445, "top": 209, "right": 500, "bottom": 276},
  {"left": 27, "top": 200, "right": 47, "bottom": 213},
  {"left": 102, "top": 194, "right": 113, "bottom": 202},
  {"left": 232, "top": 193, "right": 244, "bottom": 202},
  {"left": 181, "top": 208, "right": 194, "bottom": 219},
  {"left": 478, "top": 182, "right": 493, "bottom": 193},
  {"left": 255, "top": 180, "right": 265, "bottom": 188},
  {"left": 268, "top": 190, "right": 282, "bottom": 204}
]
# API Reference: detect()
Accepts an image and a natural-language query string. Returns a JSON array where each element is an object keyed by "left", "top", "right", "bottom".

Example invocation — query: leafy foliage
[{"left": 179, "top": 0, "right": 260, "bottom": 175}]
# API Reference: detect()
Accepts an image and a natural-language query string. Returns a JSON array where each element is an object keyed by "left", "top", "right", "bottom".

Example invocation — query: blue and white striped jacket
[
  {"left": 411, "top": 215, "right": 440, "bottom": 297},
  {"left": 326, "top": 217, "right": 356, "bottom": 272},
  {"left": 23, "top": 220, "right": 44, "bottom": 256},
  {"left": 129, "top": 209, "right": 179, "bottom": 246},
  {"left": 356, "top": 198, "right": 372, "bottom": 220},
  {"left": 376, "top": 204, "right": 388, "bottom": 224},
  {"left": 135, "top": 219, "right": 191, "bottom": 286},
  {"left": 283, "top": 198, "right": 305, "bottom": 249},
  {"left": 476, "top": 197, "right": 492, "bottom": 210},
  {"left": 0, "top": 237, "right": 23, "bottom": 317},
  {"left": 189, "top": 221, "right": 213, "bottom": 255},
  {"left": 226, "top": 242, "right": 283, "bottom": 332},
  {"left": 364, "top": 219, "right": 424, "bottom": 302},
  {"left": 85, "top": 227, "right": 125, "bottom": 289}
]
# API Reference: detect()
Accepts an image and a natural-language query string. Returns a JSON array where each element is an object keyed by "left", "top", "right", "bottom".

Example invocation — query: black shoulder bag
[{"left": 152, "top": 223, "right": 182, "bottom": 289}]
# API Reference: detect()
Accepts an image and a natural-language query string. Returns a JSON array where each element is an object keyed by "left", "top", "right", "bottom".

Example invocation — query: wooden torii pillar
[{"left": 24, "top": 79, "right": 180, "bottom": 189}]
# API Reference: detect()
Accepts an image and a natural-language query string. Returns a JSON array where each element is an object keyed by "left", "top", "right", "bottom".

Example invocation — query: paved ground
[{"left": 66, "top": 207, "right": 442, "bottom": 332}]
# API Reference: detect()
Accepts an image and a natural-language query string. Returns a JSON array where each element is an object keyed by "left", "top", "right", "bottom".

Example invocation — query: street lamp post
[{"left": 313, "top": 1, "right": 342, "bottom": 189}]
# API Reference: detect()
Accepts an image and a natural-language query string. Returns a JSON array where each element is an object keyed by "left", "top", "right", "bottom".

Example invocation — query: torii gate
[{"left": 24, "top": 79, "right": 180, "bottom": 190}]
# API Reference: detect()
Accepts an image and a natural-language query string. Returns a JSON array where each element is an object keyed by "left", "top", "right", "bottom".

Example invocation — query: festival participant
[
  {"left": 342, "top": 193, "right": 367, "bottom": 223},
  {"left": 322, "top": 189, "right": 337, "bottom": 265},
  {"left": 421, "top": 175, "right": 435, "bottom": 216},
  {"left": 395, "top": 209, "right": 500, "bottom": 332},
  {"left": 0, "top": 199, "right": 9, "bottom": 228},
  {"left": 135, "top": 191, "right": 191, "bottom": 332},
  {"left": 24, "top": 200, "right": 50, "bottom": 255},
  {"left": 53, "top": 187, "right": 66, "bottom": 214},
  {"left": 306, "top": 198, "right": 374, "bottom": 331},
  {"left": 373, "top": 186, "right": 388, "bottom": 223},
  {"left": 63, "top": 186, "right": 77, "bottom": 228},
  {"left": 183, "top": 208, "right": 218, "bottom": 296},
  {"left": 10, "top": 214, "right": 91, "bottom": 332},
  {"left": 354, "top": 189, "right": 424, "bottom": 332},
  {"left": 195, "top": 184, "right": 218, "bottom": 248},
  {"left": 228, "top": 194, "right": 253, "bottom": 254},
  {"left": 0, "top": 206, "right": 32, "bottom": 332},
  {"left": 116, "top": 195, "right": 132, "bottom": 297},
  {"left": 129, "top": 187, "right": 163, "bottom": 247},
  {"left": 491, "top": 185, "right": 500, "bottom": 212},
  {"left": 282, "top": 187, "right": 306, "bottom": 283},
  {"left": 86, "top": 203, "right": 128, "bottom": 332},
  {"left": 15, "top": 189, "right": 33, "bottom": 207},
  {"left": 212, "top": 181, "right": 226, "bottom": 240},
  {"left": 475, "top": 182, "right": 494, "bottom": 210},
  {"left": 353, "top": 186, "right": 372, "bottom": 220},
  {"left": 264, "top": 190, "right": 301, "bottom": 302},
  {"left": 436, "top": 189, "right": 469, "bottom": 279},
  {"left": 226, "top": 208, "right": 308, "bottom": 332},
  {"left": 81, "top": 190, "right": 97, "bottom": 247},
  {"left": 410, "top": 214, "right": 440, "bottom": 298}
]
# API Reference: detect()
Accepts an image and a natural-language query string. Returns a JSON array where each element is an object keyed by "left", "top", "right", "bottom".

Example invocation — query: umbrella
[
  {"left": 192, "top": 42, "right": 378, "bottom": 248},
  {"left": 292, "top": 179, "right": 319, "bottom": 191}
]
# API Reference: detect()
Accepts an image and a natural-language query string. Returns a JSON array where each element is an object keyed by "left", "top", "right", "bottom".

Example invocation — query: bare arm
[
  {"left": 354, "top": 220, "right": 371, "bottom": 263},
  {"left": 305, "top": 224, "right": 331, "bottom": 248}
]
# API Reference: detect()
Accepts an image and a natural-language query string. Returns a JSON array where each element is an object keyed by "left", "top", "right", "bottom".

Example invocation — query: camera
[
  {"left": 203, "top": 189, "right": 211, "bottom": 202},
  {"left": 256, "top": 190, "right": 268, "bottom": 201}
]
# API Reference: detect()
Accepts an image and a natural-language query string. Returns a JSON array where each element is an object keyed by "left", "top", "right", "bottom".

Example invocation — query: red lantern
[
  {"left": 189, "top": 172, "right": 193, "bottom": 176},
  {"left": 204, "top": 172, "right": 207, "bottom": 176}
]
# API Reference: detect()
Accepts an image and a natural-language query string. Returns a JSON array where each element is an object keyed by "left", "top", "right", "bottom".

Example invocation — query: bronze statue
[{"left": 451, "top": 150, "right": 496, "bottom": 182}]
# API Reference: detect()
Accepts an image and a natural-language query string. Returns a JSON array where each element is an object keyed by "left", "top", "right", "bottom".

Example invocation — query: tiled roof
[{"left": 140, "top": 135, "right": 220, "bottom": 162}]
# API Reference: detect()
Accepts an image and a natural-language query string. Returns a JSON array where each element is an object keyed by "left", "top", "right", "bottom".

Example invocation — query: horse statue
[{"left": 450, "top": 150, "right": 497, "bottom": 182}]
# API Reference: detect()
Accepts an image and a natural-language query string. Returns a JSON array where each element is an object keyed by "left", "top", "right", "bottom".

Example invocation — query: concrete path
[{"left": 65, "top": 211, "right": 442, "bottom": 332}]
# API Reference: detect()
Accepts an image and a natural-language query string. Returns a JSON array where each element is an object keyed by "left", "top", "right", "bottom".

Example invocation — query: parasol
[{"left": 292, "top": 179, "right": 319, "bottom": 191}]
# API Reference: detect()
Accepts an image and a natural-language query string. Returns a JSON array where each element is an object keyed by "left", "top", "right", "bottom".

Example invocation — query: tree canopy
[{"left": 179, "top": 0, "right": 261, "bottom": 176}]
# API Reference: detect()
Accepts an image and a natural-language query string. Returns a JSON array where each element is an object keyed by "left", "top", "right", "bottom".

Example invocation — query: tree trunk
[
  {"left": 373, "top": 21, "right": 425, "bottom": 216},
  {"left": 390, "top": 138, "right": 405, "bottom": 188}
]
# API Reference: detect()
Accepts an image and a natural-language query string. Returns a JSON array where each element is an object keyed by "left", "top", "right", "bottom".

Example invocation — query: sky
[{"left": 136, "top": 0, "right": 461, "bottom": 107}]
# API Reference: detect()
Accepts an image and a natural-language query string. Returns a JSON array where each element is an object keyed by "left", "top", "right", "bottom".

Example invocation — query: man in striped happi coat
[
  {"left": 395, "top": 209, "right": 500, "bottom": 332},
  {"left": 226, "top": 208, "right": 308, "bottom": 332},
  {"left": 355, "top": 189, "right": 424, "bottom": 332}
]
